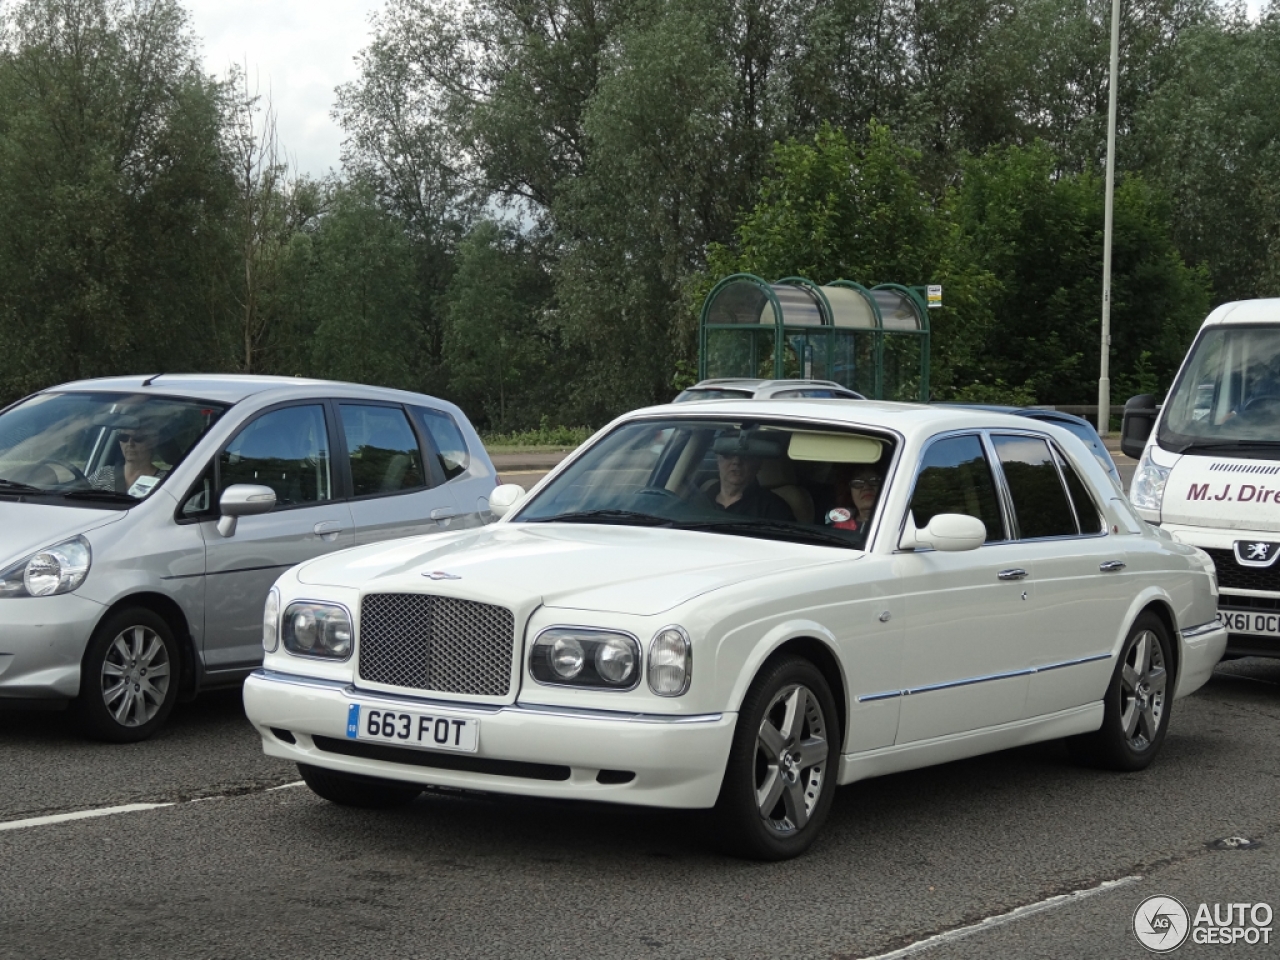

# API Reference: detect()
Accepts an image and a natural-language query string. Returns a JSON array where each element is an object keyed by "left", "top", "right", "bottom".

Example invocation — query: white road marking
[
  {"left": 0, "top": 781, "right": 307, "bottom": 833},
  {"left": 0, "top": 803, "right": 173, "bottom": 832},
  {"left": 854, "top": 876, "right": 1143, "bottom": 959}
]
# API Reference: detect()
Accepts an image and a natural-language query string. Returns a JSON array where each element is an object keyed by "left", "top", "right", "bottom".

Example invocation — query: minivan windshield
[
  {"left": 513, "top": 417, "right": 895, "bottom": 550},
  {"left": 1159, "top": 325, "right": 1280, "bottom": 454},
  {"left": 0, "top": 392, "right": 228, "bottom": 503}
]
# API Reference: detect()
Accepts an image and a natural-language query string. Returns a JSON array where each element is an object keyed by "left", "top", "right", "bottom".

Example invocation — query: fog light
[
  {"left": 648, "top": 626, "right": 691, "bottom": 696},
  {"left": 551, "top": 636, "right": 585, "bottom": 679},
  {"left": 262, "top": 588, "right": 280, "bottom": 652}
]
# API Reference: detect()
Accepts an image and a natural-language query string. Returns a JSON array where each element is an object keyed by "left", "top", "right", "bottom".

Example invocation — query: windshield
[
  {"left": 0, "top": 392, "right": 228, "bottom": 503},
  {"left": 513, "top": 417, "right": 895, "bottom": 549},
  {"left": 1159, "top": 325, "right": 1280, "bottom": 453}
]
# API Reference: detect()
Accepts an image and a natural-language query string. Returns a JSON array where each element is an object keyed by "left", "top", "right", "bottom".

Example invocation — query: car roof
[
  {"left": 39, "top": 374, "right": 442, "bottom": 407},
  {"left": 1203, "top": 298, "right": 1280, "bottom": 327},
  {"left": 939, "top": 403, "right": 1096, "bottom": 429}
]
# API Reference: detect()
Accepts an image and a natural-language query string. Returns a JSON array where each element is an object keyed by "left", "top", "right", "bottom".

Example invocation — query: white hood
[
  {"left": 1161, "top": 454, "right": 1280, "bottom": 531},
  {"left": 295, "top": 523, "right": 853, "bottom": 616},
  {"left": 0, "top": 500, "right": 127, "bottom": 568}
]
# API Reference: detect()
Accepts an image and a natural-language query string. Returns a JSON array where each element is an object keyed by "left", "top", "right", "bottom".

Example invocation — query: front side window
[
  {"left": 339, "top": 404, "right": 426, "bottom": 497},
  {"left": 220, "top": 405, "right": 332, "bottom": 506},
  {"left": 512, "top": 417, "right": 895, "bottom": 550},
  {"left": 0, "top": 391, "right": 227, "bottom": 504},
  {"left": 992, "top": 435, "right": 1077, "bottom": 539},
  {"left": 908, "top": 434, "right": 1005, "bottom": 542}
]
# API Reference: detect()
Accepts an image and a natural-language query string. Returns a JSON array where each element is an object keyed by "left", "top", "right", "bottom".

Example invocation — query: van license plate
[
  {"left": 346, "top": 704, "right": 478, "bottom": 752},
  {"left": 1217, "top": 608, "right": 1280, "bottom": 638}
]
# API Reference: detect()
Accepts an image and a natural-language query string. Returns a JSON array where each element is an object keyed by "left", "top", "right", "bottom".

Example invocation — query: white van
[{"left": 1121, "top": 299, "right": 1280, "bottom": 657}]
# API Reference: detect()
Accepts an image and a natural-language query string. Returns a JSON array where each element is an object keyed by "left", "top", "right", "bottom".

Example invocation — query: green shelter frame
[{"left": 697, "top": 274, "right": 932, "bottom": 401}]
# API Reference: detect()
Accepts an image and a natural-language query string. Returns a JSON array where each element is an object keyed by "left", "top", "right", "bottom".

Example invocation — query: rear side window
[
  {"left": 339, "top": 404, "right": 427, "bottom": 496},
  {"left": 220, "top": 405, "right": 332, "bottom": 506},
  {"left": 410, "top": 406, "right": 470, "bottom": 480},
  {"left": 1055, "top": 449, "right": 1104, "bottom": 535},
  {"left": 909, "top": 434, "right": 1005, "bottom": 542},
  {"left": 991, "top": 435, "right": 1076, "bottom": 539}
]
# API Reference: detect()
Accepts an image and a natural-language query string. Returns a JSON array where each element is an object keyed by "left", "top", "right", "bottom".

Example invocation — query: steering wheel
[
  {"left": 32, "top": 458, "right": 89, "bottom": 486},
  {"left": 1243, "top": 395, "right": 1280, "bottom": 413},
  {"left": 632, "top": 486, "right": 683, "bottom": 505}
]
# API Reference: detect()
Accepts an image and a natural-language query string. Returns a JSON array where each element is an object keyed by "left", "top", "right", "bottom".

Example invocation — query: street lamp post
[{"left": 1098, "top": 0, "right": 1122, "bottom": 436}]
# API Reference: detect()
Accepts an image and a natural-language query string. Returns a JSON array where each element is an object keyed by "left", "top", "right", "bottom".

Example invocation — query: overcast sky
[{"left": 186, "top": 0, "right": 384, "bottom": 178}]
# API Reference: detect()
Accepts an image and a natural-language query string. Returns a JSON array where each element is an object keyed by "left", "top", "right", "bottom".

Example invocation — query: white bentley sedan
[{"left": 244, "top": 401, "right": 1227, "bottom": 860}]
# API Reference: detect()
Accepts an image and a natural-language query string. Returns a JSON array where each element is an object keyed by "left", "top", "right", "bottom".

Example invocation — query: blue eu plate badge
[{"left": 346, "top": 704, "right": 360, "bottom": 738}]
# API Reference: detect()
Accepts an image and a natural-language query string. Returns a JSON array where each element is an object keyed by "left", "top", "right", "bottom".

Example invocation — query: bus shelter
[{"left": 697, "top": 274, "right": 931, "bottom": 401}]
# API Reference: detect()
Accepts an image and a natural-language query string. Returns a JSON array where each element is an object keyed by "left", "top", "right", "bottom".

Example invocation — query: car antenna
[{"left": 141, "top": 373, "right": 165, "bottom": 386}]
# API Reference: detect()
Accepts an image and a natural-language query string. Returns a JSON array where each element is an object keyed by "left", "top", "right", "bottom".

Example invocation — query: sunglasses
[
  {"left": 849, "top": 477, "right": 881, "bottom": 491},
  {"left": 118, "top": 433, "right": 154, "bottom": 444}
]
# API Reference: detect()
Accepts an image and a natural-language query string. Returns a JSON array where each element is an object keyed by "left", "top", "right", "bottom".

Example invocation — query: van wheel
[
  {"left": 75, "top": 607, "right": 179, "bottom": 743},
  {"left": 1069, "top": 613, "right": 1172, "bottom": 771},
  {"left": 298, "top": 764, "right": 422, "bottom": 808},
  {"left": 712, "top": 656, "right": 839, "bottom": 860}
]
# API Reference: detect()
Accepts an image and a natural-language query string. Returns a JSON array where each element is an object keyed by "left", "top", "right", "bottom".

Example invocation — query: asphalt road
[{"left": 1, "top": 656, "right": 1276, "bottom": 960}]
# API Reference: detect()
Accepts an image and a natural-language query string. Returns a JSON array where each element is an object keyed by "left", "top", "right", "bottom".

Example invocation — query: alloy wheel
[
  {"left": 754, "top": 683, "right": 829, "bottom": 835},
  {"left": 100, "top": 625, "right": 173, "bottom": 727}
]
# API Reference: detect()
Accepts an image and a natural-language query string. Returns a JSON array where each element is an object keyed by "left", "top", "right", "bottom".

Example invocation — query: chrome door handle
[
  {"left": 998, "top": 568, "right": 1028, "bottom": 581},
  {"left": 1099, "top": 560, "right": 1127, "bottom": 572},
  {"left": 430, "top": 507, "right": 458, "bottom": 521},
  {"left": 313, "top": 521, "right": 342, "bottom": 535}
]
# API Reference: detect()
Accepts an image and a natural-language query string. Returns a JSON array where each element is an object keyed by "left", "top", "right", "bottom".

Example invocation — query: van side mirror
[
  {"left": 1120, "top": 394, "right": 1159, "bottom": 460},
  {"left": 489, "top": 483, "right": 527, "bottom": 519},
  {"left": 216, "top": 484, "right": 277, "bottom": 538},
  {"left": 899, "top": 512, "right": 986, "bottom": 552}
]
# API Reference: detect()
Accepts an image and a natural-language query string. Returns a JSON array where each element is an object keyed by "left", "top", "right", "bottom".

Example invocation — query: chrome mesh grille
[{"left": 358, "top": 594, "right": 514, "bottom": 697}]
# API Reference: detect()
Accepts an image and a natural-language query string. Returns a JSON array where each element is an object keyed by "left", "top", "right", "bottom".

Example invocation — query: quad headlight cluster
[
  {"left": 530, "top": 625, "right": 691, "bottom": 696},
  {"left": 262, "top": 590, "right": 353, "bottom": 660}
]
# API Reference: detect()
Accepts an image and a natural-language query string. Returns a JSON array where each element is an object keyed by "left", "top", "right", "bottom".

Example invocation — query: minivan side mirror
[
  {"left": 899, "top": 512, "right": 986, "bottom": 552},
  {"left": 216, "top": 484, "right": 277, "bottom": 538},
  {"left": 1120, "top": 394, "right": 1159, "bottom": 460},
  {"left": 489, "top": 483, "right": 527, "bottom": 519}
]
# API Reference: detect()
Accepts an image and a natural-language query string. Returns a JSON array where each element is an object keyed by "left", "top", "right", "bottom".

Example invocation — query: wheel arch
[
  {"left": 727, "top": 625, "right": 848, "bottom": 748},
  {"left": 94, "top": 593, "right": 198, "bottom": 696}
]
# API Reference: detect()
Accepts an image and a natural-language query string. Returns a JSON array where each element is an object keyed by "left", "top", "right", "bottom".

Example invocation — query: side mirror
[
  {"left": 1120, "top": 393, "right": 1159, "bottom": 460},
  {"left": 216, "top": 484, "right": 277, "bottom": 538},
  {"left": 489, "top": 483, "right": 527, "bottom": 519},
  {"left": 899, "top": 512, "right": 986, "bottom": 552}
]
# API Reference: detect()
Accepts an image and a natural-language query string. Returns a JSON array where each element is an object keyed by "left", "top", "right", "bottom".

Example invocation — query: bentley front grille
[{"left": 358, "top": 594, "right": 515, "bottom": 697}]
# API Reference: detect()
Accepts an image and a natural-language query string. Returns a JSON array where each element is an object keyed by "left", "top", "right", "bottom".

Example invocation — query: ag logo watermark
[
  {"left": 1134, "top": 896, "right": 1190, "bottom": 953},
  {"left": 1133, "top": 895, "right": 1274, "bottom": 952}
]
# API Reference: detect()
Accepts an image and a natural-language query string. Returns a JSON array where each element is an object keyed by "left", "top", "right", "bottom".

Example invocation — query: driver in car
[{"left": 708, "top": 431, "right": 794, "bottom": 521}]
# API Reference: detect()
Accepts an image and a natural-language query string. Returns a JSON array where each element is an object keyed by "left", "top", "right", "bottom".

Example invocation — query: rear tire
[
  {"left": 298, "top": 763, "right": 422, "bottom": 809},
  {"left": 1068, "top": 612, "right": 1173, "bottom": 771},
  {"left": 712, "top": 656, "right": 840, "bottom": 860},
  {"left": 75, "top": 607, "right": 179, "bottom": 743}
]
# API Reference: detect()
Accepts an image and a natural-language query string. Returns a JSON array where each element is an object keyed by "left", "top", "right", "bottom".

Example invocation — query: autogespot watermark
[{"left": 1133, "top": 896, "right": 1274, "bottom": 952}]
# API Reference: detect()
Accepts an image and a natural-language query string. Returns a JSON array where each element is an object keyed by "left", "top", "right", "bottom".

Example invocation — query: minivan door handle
[
  {"left": 1099, "top": 560, "right": 1127, "bottom": 572},
  {"left": 430, "top": 507, "right": 458, "bottom": 521},
  {"left": 998, "top": 568, "right": 1028, "bottom": 581},
  {"left": 314, "top": 521, "right": 343, "bottom": 541}
]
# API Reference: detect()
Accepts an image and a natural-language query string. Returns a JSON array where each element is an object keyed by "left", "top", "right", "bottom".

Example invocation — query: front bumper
[
  {"left": 0, "top": 594, "right": 104, "bottom": 701},
  {"left": 1175, "top": 621, "right": 1229, "bottom": 697},
  {"left": 243, "top": 670, "right": 738, "bottom": 809}
]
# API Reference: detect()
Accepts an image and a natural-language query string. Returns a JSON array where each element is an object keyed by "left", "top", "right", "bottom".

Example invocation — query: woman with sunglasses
[
  {"left": 825, "top": 464, "right": 882, "bottom": 533},
  {"left": 89, "top": 425, "right": 166, "bottom": 498}
]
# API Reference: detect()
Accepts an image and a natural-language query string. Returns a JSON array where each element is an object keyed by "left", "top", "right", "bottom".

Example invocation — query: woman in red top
[{"left": 826, "top": 464, "right": 882, "bottom": 533}]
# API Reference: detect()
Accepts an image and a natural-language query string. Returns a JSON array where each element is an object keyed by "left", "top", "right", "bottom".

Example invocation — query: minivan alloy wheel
[
  {"left": 100, "top": 624, "right": 172, "bottom": 727},
  {"left": 76, "top": 606, "right": 180, "bottom": 742}
]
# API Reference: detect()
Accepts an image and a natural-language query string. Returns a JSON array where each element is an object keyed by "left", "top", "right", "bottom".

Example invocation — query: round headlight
[
  {"left": 595, "top": 638, "right": 635, "bottom": 684},
  {"left": 292, "top": 610, "right": 317, "bottom": 650},
  {"left": 23, "top": 552, "right": 63, "bottom": 597},
  {"left": 550, "top": 636, "right": 585, "bottom": 679},
  {"left": 648, "top": 626, "right": 691, "bottom": 696}
]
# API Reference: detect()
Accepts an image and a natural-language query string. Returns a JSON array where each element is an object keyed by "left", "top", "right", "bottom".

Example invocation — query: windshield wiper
[
  {"left": 60, "top": 489, "right": 138, "bottom": 504},
  {"left": 671, "top": 518, "right": 861, "bottom": 549},
  {"left": 0, "top": 478, "right": 42, "bottom": 493},
  {"left": 524, "top": 509, "right": 675, "bottom": 527},
  {"left": 1172, "top": 439, "right": 1280, "bottom": 454}
]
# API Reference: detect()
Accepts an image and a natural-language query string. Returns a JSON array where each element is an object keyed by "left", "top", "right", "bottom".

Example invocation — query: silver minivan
[{"left": 0, "top": 375, "right": 497, "bottom": 741}]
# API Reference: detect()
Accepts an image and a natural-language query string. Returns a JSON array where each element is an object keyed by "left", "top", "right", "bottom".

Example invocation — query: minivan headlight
[
  {"left": 1129, "top": 449, "right": 1170, "bottom": 514},
  {"left": 282, "top": 602, "right": 353, "bottom": 659},
  {"left": 0, "top": 536, "right": 92, "bottom": 598},
  {"left": 530, "top": 628, "right": 641, "bottom": 690}
]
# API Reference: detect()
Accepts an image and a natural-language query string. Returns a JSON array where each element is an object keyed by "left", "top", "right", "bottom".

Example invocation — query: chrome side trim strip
[
  {"left": 250, "top": 669, "right": 723, "bottom": 724},
  {"left": 854, "top": 652, "right": 1113, "bottom": 703},
  {"left": 1181, "top": 620, "right": 1226, "bottom": 640}
]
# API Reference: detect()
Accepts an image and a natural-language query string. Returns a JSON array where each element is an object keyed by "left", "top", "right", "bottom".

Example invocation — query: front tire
[
  {"left": 1069, "top": 612, "right": 1173, "bottom": 771},
  {"left": 712, "top": 656, "right": 840, "bottom": 860},
  {"left": 298, "top": 764, "right": 422, "bottom": 809},
  {"left": 75, "top": 607, "right": 179, "bottom": 743}
]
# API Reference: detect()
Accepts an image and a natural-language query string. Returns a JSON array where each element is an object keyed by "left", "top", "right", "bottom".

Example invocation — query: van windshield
[
  {"left": 1159, "top": 326, "right": 1280, "bottom": 453},
  {"left": 0, "top": 392, "right": 228, "bottom": 503}
]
